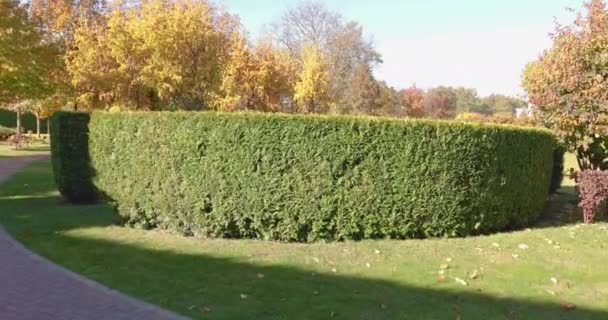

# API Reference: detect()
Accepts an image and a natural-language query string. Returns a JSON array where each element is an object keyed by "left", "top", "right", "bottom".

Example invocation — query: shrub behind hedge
[{"left": 52, "top": 111, "right": 555, "bottom": 241}]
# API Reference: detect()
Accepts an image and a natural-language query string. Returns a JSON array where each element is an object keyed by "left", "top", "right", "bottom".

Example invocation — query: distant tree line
[{"left": 1, "top": 0, "right": 525, "bottom": 124}]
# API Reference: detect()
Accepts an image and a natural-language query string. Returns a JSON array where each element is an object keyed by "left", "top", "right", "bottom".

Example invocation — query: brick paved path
[{"left": 0, "top": 156, "right": 188, "bottom": 320}]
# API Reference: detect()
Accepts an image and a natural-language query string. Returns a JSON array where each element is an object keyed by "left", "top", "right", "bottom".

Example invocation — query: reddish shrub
[{"left": 577, "top": 170, "right": 608, "bottom": 223}]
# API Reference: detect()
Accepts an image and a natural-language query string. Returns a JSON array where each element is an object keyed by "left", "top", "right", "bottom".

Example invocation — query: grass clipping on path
[{"left": 0, "top": 160, "right": 607, "bottom": 320}]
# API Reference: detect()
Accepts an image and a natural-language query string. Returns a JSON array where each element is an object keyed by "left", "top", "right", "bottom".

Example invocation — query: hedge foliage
[
  {"left": 50, "top": 112, "right": 97, "bottom": 203},
  {"left": 51, "top": 111, "right": 556, "bottom": 241},
  {"left": 0, "top": 109, "right": 46, "bottom": 133}
]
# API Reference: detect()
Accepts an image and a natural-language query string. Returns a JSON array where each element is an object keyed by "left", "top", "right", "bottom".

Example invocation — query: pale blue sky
[{"left": 217, "top": 0, "right": 586, "bottom": 97}]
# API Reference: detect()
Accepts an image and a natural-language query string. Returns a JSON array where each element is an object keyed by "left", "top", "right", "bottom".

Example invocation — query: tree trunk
[
  {"left": 36, "top": 113, "right": 41, "bottom": 138},
  {"left": 16, "top": 110, "right": 22, "bottom": 138},
  {"left": 47, "top": 118, "right": 50, "bottom": 136}
]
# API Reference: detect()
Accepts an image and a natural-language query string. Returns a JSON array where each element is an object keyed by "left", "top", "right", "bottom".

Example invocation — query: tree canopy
[
  {"left": 522, "top": 0, "right": 608, "bottom": 170},
  {"left": 1, "top": 0, "right": 531, "bottom": 125}
]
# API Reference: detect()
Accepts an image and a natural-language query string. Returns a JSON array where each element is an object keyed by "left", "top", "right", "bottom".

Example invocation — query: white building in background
[{"left": 515, "top": 103, "right": 535, "bottom": 118}]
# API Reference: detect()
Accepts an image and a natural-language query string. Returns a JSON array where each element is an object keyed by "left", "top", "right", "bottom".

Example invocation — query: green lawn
[
  {"left": 0, "top": 156, "right": 607, "bottom": 319},
  {"left": 0, "top": 142, "right": 50, "bottom": 158}
]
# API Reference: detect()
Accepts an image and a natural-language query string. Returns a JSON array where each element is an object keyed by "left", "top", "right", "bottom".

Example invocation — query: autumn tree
[
  {"left": 219, "top": 35, "right": 297, "bottom": 112},
  {"left": 294, "top": 45, "right": 331, "bottom": 113},
  {"left": 400, "top": 85, "right": 425, "bottom": 117},
  {"left": 522, "top": 0, "right": 608, "bottom": 170},
  {"left": 272, "top": 1, "right": 381, "bottom": 109},
  {"left": 0, "top": 0, "right": 63, "bottom": 135},
  {"left": 338, "top": 63, "right": 380, "bottom": 114},
  {"left": 374, "top": 81, "right": 403, "bottom": 117},
  {"left": 29, "top": 0, "right": 106, "bottom": 40},
  {"left": 251, "top": 40, "right": 298, "bottom": 111},
  {"left": 423, "top": 86, "right": 457, "bottom": 119},
  {"left": 66, "top": 0, "right": 237, "bottom": 110}
]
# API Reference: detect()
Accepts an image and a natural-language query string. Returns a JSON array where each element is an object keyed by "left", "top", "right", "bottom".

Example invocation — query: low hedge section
[
  {"left": 51, "top": 111, "right": 555, "bottom": 241},
  {"left": 0, "top": 109, "right": 46, "bottom": 133}
]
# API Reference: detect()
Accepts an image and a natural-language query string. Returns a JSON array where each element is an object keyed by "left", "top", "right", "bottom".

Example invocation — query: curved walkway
[{"left": 0, "top": 156, "right": 187, "bottom": 320}]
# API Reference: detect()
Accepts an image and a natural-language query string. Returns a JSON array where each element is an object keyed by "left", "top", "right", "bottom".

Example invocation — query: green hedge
[
  {"left": 51, "top": 111, "right": 555, "bottom": 241},
  {"left": 0, "top": 109, "right": 47, "bottom": 133},
  {"left": 50, "top": 112, "right": 97, "bottom": 204}
]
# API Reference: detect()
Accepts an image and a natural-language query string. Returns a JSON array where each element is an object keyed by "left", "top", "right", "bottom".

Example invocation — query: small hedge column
[{"left": 50, "top": 112, "right": 97, "bottom": 204}]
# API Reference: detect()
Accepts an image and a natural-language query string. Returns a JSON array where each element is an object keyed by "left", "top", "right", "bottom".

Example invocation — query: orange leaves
[{"left": 522, "top": 1, "right": 608, "bottom": 170}]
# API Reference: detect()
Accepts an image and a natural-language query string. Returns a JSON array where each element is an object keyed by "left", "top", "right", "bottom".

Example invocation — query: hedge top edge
[{"left": 56, "top": 110, "right": 555, "bottom": 135}]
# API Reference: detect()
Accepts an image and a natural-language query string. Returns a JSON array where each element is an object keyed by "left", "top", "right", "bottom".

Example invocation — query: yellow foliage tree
[
  {"left": 66, "top": 0, "right": 234, "bottom": 110},
  {"left": 219, "top": 35, "right": 297, "bottom": 112},
  {"left": 293, "top": 45, "right": 331, "bottom": 113}
]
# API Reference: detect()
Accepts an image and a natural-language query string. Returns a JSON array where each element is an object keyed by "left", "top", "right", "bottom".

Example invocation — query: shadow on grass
[
  {"left": 536, "top": 186, "right": 608, "bottom": 228},
  {"left": 2, "top": 160, "right": 607, "bottom": 319},
  {"left": 0, "top": 196, "right": 606, "bottom": 320}
]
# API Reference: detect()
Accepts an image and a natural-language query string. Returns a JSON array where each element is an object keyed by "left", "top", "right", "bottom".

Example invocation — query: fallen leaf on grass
[
  {"left": 240, "top": 294, "right": 248, "bottom": 300},
  {"left": 446, "top": 258, "right": 453, "bottom": 263},
  {"left": 469, "top": 270, "right": 479, "bottom": 280},
  {"left": 551, "top": 277, "right": 558, "bottom": 285},
  {"left": 365, "top": 262, "right": 371, "bottom": 268},
  {"left": 518, "top": 244, "right": 529, "bottom": 250},
  {"left": 256, "top": 273, "right": 265, "bottom": 279},
  {"left": 454, "top": 277, "right": 469, "bottom": 286},
  {"left": 312, "top": 257, "right": 320, "bottom": 263},
  {"left": 545, "top": 289, "right": 557, "bottom": 296},
  {"left": 512, "top": 254, "right": 520, "bottom": 259},
  {"left": 374, "top": 249, "right": 381, "bottom": 255},
  {"left": 561, "top": 302, "right": 576, "bottom": 311},
  {"left": 331, "top": 268, "right": 337, "bottom": 273},
  {"left": 492, "top": 243, "right": 500, "bottom": 248},
  {"left": 380, "top": 304, "right": 388, "bottom": 310},
  {"left": 202, "top": 307, "right": 211, "bottom": 313}
]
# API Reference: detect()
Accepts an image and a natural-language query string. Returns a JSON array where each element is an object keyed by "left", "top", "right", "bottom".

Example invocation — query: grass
[
  {"left": 0, "top": 155, "right": 607, "bottom": 319},
  {"left": 0, "top": 142, "right": 50, "bottom": 158}
]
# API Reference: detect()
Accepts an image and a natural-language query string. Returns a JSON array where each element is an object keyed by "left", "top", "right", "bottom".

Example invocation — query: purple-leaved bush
[{"left": 578, "top": 170, "right": 608, "bottom": 223}]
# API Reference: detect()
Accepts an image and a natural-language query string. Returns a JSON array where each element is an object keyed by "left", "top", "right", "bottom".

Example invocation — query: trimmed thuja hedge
[{"left": 51, "top": 111, "right": 556, "bottom": 241}]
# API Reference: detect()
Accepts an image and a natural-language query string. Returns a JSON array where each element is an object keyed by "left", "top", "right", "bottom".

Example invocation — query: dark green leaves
[{"left": 52, "top": 111, "right": 555, "bottom": 241}]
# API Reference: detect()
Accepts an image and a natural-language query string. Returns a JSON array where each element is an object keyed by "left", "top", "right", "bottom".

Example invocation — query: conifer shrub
[{"left": 51, "top": 111, "right": 556, "bottom": 241}]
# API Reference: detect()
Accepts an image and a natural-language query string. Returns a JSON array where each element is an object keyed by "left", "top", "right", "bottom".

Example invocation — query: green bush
[
  {"left": 52, "top": 111, "right": 556, "bottom": 241},
  {"left": 50, "top": 112, "right": 97, "bottom": 204},
  {"left": 0, "top": 125, "right": 15, "bottom": 141},
  {"left": 0, "top": 109, "right": 47, "bottom": 133}
]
